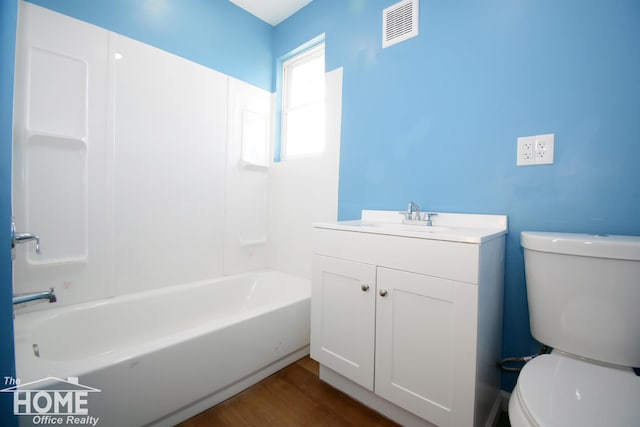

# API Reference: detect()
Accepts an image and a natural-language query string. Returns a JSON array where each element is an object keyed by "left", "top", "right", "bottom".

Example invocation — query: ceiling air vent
[{"left": 382, "top": 0, "right": 419, "bottom": 48}]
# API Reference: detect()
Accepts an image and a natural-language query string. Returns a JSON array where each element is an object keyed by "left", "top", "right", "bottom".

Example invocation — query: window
[{"left": 280, "top": 43, "right": 325, "bottom": 159}]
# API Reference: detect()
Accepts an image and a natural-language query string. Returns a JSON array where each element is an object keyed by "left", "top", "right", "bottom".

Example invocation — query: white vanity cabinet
[
  {"left": 311, "top": 255, "right": 376, "bottom": 390},
  {"left": 375, "top": 267, "right": 479, "bottom": 426},
  {"left": 311, "top": 211, "right": 507, "bottom": 427}
]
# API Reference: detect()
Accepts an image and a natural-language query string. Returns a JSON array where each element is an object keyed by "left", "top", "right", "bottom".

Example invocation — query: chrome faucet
[
  {"left": 11, "top": 219, "right": 40, "bottom": 260},
  {"left": 400, "top": 201, "right": 438, "bottom": 225},
  {"left": 423, "top": 211, "right": 438, "bottom": 226},
  {"left": 14, "top": 233, "right": 40, "bottom": 253},
  {"left": 13, "top": 288, "right": 57, "bottom": 306},
  {"left": 407, "top": 201, "right": 420, "bottom": 220}
]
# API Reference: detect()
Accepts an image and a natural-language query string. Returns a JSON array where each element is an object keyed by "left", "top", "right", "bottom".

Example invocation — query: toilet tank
[{"left": 521, "top": 231, "right": 640, "bottom": 367}]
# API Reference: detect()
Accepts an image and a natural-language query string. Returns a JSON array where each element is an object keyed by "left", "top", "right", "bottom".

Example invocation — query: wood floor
[
  {"left": 178, "top": 357, "right": 512, "bottom": 426},
  {"left": 177, "top": 357, "right": 399, "bottom": 426}
]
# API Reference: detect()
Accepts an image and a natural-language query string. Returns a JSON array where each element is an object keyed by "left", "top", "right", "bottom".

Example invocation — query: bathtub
[{"left": 12, "top": 270, "right": 311, "bottom": 426}]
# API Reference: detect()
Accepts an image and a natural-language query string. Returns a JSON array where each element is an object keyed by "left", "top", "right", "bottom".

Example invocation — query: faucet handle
[
  {"left": 12, "top": 230, "right": 41, "bottom": 255},
  {"left": 12, "top": 217, "right": 40, "bottom": 256},
  {"left": 421, "top": 212, "right": 438, "bottom": 225}
]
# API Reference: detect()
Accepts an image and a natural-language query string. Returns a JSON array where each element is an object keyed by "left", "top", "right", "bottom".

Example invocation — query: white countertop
[{"left": 314, "top": 210, "right": 508, "bottom": 244}]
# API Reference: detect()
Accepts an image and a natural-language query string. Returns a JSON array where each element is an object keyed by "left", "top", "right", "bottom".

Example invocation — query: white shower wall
[
  {"left": 224, "top": 78, "right": 272, "bottom": 276},
  {"left": 13, "top": 4, "right": 269, "bottom": 305},
  {"left": 12, "top": 3, "right": 113, "bottom": 304},
  {"left": 112, "top": 33, "right": 228, "bottom": 294},
  {"left": 13, "top": 3, "right": 341, "bottom": 306}
]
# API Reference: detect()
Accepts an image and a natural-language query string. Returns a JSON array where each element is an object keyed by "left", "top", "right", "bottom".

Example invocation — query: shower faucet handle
[
  {"left": 14, "top": 233, "right": 40, "bottom": 254},
  {"left": 11, "top": 219, "right": 40, "bottom": 258}
]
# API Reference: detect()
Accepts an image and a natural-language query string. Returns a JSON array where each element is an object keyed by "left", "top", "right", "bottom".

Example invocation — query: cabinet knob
[
  {"left": 361, "top": 284, "right": 369, "bottom": 292},
  {"left": 379, "top": 289, "right": 388, "bottom": 297}
]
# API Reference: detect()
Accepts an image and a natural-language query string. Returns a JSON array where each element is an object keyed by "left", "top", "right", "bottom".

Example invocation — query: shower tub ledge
[{"left": 13, "top": 270, "right": 311, "bottom": 427}]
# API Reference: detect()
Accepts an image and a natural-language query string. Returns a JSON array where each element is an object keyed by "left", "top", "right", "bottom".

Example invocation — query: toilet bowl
[
  {"left": 509, "top": 353, "right": 639, "bottom": 427},
  {"left": 510, "top": 232, "right": 640, "bottom": 427}
]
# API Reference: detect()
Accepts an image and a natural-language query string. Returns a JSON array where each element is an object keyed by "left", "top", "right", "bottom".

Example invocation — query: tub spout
[{"left": 13, "top": 288, "right": 57, "bottom": 306}]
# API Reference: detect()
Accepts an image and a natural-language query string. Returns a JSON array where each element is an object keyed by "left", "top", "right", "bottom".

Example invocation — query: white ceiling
[{"left": 229, "top": 0, "right": 313, "bottom": 26}]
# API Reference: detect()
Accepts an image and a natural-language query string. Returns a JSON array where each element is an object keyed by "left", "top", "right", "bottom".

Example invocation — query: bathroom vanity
[{"left": 311, "top": 210, "right": 508, "bottom": 427}]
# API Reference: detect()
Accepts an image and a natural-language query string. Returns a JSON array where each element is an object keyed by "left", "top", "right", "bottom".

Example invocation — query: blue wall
[
  {"left": 275, "top": 0, "right": 640, "bottom": 390},
  {"left": 0, "top": 0, "right": 18, "bottom": 424},
  {"left": 26, "top": 0, "right": 274, "bottom": 91}
]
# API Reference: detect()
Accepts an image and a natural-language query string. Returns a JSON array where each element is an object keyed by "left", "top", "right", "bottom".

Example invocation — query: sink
[
  {"left": 402, "top": 225, "right": 450, "bottom": 233},
  {"left": 363, "top": 223, "right": 450, "bottom": 233},
  {"left": 314, "top": 210, "right": 509, "bottom": 244}
]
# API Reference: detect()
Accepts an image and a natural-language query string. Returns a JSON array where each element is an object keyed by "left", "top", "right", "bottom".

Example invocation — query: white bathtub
[{"left": 13, "top": 270, "right": 311, "bottom": 426}]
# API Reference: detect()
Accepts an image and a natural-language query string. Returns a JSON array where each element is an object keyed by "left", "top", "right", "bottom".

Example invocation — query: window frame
[{"left": 277, "top": 39, "right": 326, "bottom": 161}]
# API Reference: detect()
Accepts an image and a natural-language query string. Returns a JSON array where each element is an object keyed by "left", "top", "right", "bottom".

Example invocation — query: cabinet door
[
  {"left": 311, "top": 255, "right": 376, "bottom": 390},
  {"left": 375, "top": 267, "right": 478, "bottom": 427}
]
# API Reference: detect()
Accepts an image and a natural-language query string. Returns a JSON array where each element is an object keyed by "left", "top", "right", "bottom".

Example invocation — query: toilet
[{"left": 509, "top": 231, "right": 640, "bottom": 427}]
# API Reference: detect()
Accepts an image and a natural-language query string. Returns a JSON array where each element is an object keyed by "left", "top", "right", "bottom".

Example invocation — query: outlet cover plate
[
  {"left": 517, "top": 133, "right": 554, "bottom": 166},
  {"left": 517, "top": 136, "right": 535, "bottom": 166},
  {"left": 534, "top": 133, "right": 554, "bottom": 164}
]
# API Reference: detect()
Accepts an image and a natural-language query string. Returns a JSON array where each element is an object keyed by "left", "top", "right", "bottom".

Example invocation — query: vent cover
[{"left": 382, "top": 0, "right": 419, "bottom": 48}]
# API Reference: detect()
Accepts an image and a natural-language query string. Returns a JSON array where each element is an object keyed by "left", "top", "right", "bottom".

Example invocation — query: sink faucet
[
  {"left": 407, "top": 201, "right": 420, "bottom": 220},
  {"left": 401, "top": 201, "right": 438, "bottom": 225}
]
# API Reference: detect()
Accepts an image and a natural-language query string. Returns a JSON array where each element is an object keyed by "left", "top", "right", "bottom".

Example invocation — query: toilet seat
[{"left": 509, "top": 353, "right": 640, "bottom": 427}]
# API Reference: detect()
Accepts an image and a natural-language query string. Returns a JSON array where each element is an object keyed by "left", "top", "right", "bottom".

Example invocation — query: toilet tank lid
[{"left": 521, "top": 231, "right": 640, "bottom": 261}]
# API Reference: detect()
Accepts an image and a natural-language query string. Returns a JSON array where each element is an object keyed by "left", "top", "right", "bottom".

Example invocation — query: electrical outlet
[
  {"left": 517, "top": 136, "right": 536, "bottom": 166},
  {"left": 534, "top": 133, "right": 554, "bottom": 164},
  {"left": 517, "top": 133, "right": 555, "bottom": 166}
]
